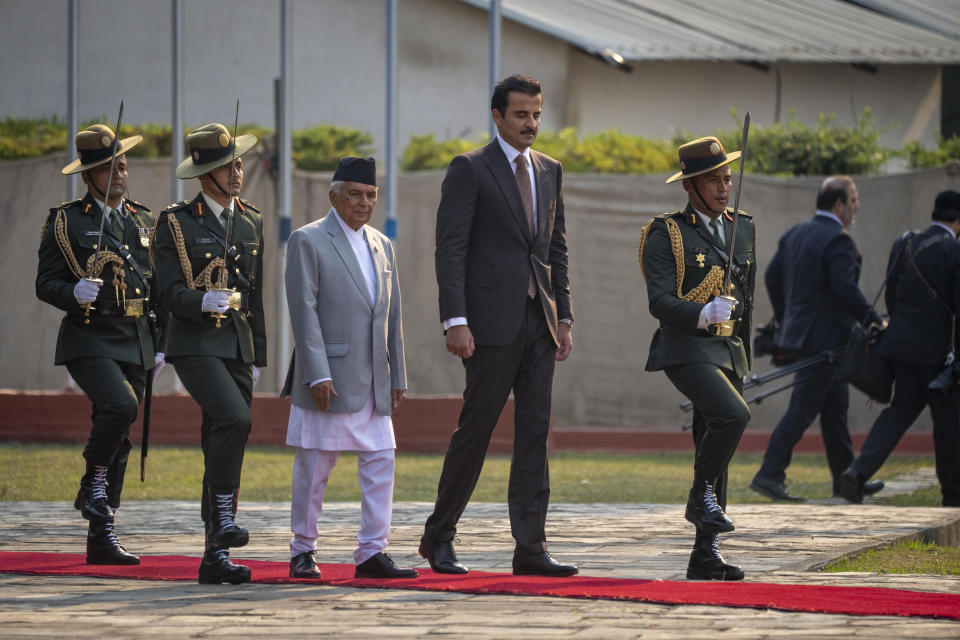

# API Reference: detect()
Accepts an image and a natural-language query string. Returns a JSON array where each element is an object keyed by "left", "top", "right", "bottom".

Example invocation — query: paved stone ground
[{"left": 1, "top": 495, "right": 959, "bottom": 638}]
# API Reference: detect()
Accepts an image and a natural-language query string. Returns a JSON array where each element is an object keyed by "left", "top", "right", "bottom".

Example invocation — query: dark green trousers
[
  {"left": 66, "top": 356, "right": 146, "bottom": 508},
  {"left": 665, "top": 362, "right": 750, "bottom": 509},
  {"left": 170, "top": 355, "right": 252, "bottom": 522}
]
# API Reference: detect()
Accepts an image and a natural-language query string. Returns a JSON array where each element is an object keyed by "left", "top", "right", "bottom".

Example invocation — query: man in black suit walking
[
  {"left": 420, "top": 74, "right": 576, "bottom": 577},
  {"left": 750, "top": 176, "right": 885, "bottom": 501},
  {"left": 840, "top": 190, "right": 960, "bottom": 506}
]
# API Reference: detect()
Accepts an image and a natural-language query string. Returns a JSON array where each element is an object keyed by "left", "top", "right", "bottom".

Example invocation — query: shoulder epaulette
[
  {"left": 50, "top": 198, "right": 82, "bottom": 214},
  {"left": 725, "top": 207, "right": 753, "bottom": 219},
  {"left": 237, "top": 198, "right": 260, "bottom": 214},
  {"left": 162, "top": 200, "right": 190, "bottom": 214}
]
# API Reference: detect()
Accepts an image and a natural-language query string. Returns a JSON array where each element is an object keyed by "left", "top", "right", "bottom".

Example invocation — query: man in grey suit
[
  {"left": 420, "top": 74, "right": 576, "bottom": 577},
  {"left": 281, "top": 156, "right": 416, "bottom": 580}
]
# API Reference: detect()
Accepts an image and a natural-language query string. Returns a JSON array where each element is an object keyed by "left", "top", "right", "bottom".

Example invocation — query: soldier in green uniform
[
  {"left": 152, "top": 123, "right": 266, "bottom": 584},
  {"left": 638, "top": 136, "right": 756, "bottom": 581},
  {"left": 36, "top": 124, "right": 160, "bottom": 565}
]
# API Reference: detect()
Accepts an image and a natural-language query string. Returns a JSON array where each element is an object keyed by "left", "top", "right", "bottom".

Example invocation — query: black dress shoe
[
  {"left": 355, "top": 552, "right": 418, "bottom": 579},
  {"left": 418, "top": 540, "right": 468, "bottom": 574},
  {"left": 289, "top": 551, "right": 322, "bottom": 579},
  {"left": 86, "top": 520, "right": 139, "bottom": 565},
  {"left": 685, "top": 482, "right": 735, "bottom": 533},
  {"left": 863, "top": 480, "right": 885, "bottom": 496},
  {"left": 198, "top": 549, "right": 251, "bottom": 584},
  {"left": 748, "top": 475, "right": 804, "bottom": 502},
  {"left": 839, "top": 468, "right": 864, "bottom": 503},
  {"left": 686, "top": 532, "right": 743, "bottom": 581},
  {"left": 512, "top": 551, "right": 578, "bottom": 577}
]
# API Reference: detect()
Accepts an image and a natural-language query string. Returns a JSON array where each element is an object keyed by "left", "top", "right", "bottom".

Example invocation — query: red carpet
[{"left": 1, "top": 551, "right": 958, "bottom": 619}]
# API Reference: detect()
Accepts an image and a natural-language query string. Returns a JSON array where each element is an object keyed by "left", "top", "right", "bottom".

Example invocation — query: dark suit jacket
[
  {"left": 879, "top": 224, "right": 960, "bottom": 367},
  {"left": 435, "top": 139, "right": 571, "bottom": 346},
  {"left": 36, "top": 193, "right": 157, "bottom": 367},
  {"left": 642, "top": 204, "right": 757, "bottom": 378},
  {"left": 152, "top": 193, "right": 267, "bottom": 367},
  {"left": 767, "top": 215, "right": 880, "bottom": 354}
]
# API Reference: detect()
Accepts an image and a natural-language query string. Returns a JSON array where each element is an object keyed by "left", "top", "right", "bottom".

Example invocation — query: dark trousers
[
  {"left": 665, "top": 363, "right": 750, "bottom": 509},
  {"left": 853, "top": 360, "right": 960, "bottom": 506},
  {"left": 757, "top": 359, "right": 852, "bottom": 493},
  {"left": 66, "top": 356, "right": 146, "bottom": 508},
  {"left": 424, "top": 297, "right": 556, "bottom": 555},
  {"left": 170, "top": 355, "right": 253, "bottom": 523}
]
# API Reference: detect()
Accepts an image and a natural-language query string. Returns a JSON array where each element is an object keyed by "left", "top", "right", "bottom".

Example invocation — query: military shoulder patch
[{"left": 124, "top": 199, "right": 151, "bottom": 213}]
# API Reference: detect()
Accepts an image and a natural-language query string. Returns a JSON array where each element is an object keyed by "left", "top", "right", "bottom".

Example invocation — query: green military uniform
[
  {"left": 151, "top": 122, "right": 265, "bottom": 584},
  {"left": 35, "top": 124, "right": 158, "bottom": 566},
  {"left": 639, "top": 135, "right": 756, "bottom": 581}
]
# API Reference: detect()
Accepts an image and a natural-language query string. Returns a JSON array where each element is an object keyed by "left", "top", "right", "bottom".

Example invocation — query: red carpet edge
[{"left": 1, "top": 551, "right": 958, "bottom": 620}]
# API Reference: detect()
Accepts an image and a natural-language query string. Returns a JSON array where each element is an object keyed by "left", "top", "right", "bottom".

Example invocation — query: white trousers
[{"left": 289, "top": 447, "right": 395, "bottom": 565}]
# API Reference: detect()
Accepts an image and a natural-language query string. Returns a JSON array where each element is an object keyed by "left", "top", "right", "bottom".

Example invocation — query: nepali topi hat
[
  {"left": 175, "top": 123, "right": 257, "bottom": 179},
  {"left": 61, "top": 124, "right": 142, "bottom": 175},
  {"left": 665, "top": 136, "right": 741, "bottom": 184},
  {"left": 332, "top": 156, "right": 377, "bottom": 186}
]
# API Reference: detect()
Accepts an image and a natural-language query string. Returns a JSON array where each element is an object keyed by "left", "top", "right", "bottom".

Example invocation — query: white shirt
[
  {"left": 815, "top": 209, "right": 844, "bottom": 227},
  {"left": 285, "top": 210, "right": 394, "bottom": 452},
  {"left": 443, "top": 135, "right": 539, "bottom": 331},
  {"left": 91, "top": 196, "right": 125, "bottom": 229}
]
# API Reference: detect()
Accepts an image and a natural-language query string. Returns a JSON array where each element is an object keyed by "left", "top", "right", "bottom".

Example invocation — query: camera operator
[{"left": 839, "top": 190, "right": 960, "bottom": 507}]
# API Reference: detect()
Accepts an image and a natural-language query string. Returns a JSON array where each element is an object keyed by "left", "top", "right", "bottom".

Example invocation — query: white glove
[
  {"left": 252, "top": 365, "right": 261, "bottom": 388},
  {"left": 152, "top": 352, "right": 166, "bottom": 380},
  {"left": 73, "top": 279, "right": 101, "bottom": 305},
  {"left": 201, "top": 290, "right": 231, "bottom": 313},
  {"left": 698, "top": 296, "right": 735, "bottom": 329}
]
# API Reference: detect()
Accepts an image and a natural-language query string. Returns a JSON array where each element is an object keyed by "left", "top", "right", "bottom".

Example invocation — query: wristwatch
[{"left": 558, "top": 318, "right": 573, "bottom": 326}]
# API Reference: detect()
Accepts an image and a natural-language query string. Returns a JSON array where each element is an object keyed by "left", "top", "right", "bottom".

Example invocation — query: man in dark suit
[
  {"left": 420, "top": 74, "right": 576, "bottom": 577},
  {"left": 153, "top": 123, "right": 266, "bottom": 584},
  {"left": 37, "top": 124, "right": 158, "bottom": 566},
  {"left": 840, "top": 190, "right": 960, "bottom": 506},
  {"left": 640, "top": 135, "right": 756, "bottom": 580},
  {"left": 750, "top": 176, "right": 884, "bottom": 501}
]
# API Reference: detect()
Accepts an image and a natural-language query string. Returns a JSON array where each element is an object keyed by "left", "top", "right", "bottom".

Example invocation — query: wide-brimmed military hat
[
  {"left": 61, "top": 124, "right": 142, "bottom": 175},
  {"left": 665, "top": 136, "right": 741, "bottom": 184},
  {"left": 175, "top": 123, "right": 257, "bottom": 179}
]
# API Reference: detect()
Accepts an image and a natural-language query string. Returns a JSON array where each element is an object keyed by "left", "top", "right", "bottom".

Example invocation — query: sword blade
[
  {"left": 90, "top": 100, "right": 125, "bottom": 276},
  {"left": 722, "top": 111, "right": 750, "bottom": 292}
]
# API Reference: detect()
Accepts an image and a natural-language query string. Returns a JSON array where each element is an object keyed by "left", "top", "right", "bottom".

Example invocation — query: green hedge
[{"left": 5, "top": 113, "right": 959, "bottom": 175}]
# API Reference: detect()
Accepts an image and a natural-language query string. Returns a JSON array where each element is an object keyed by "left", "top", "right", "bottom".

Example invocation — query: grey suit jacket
[{"left": 281, "top": 210, "right": 405, "bottom": 415}]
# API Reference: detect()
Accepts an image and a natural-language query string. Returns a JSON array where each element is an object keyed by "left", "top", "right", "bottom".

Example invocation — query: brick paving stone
[{"left": 1, "top": 499, "right": 959, "bottom": 638}]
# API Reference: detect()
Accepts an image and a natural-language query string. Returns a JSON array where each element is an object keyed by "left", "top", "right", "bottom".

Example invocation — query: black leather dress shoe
[
  {"left": 863, "top": 480, "right": 885, "bottom": 496},
  {"left": 685, "top": 484, "right": 735, "bottom": 533},
  {"left": 838, "top": 468, "right": 864, "bottom": 503},
  {"left": 686, "top": 532, "right": 743, "bottom": 581},
  {"left": 355, "top": 552, "right": 418, "bottom": 579},
  {"left": 289, "top": 551, "right": 322, "bottom": 579},
  {"left": 418, "top": 540, "right": 468, "bottom": 574},
  {"left": 512, "top": 551, "right": 578, "bottom": 577},
  {"left": 86, "top": 521, "right": 139, "bottom": 565},
  {"left": 748, "top": 475, "right": 804, "bottom": 502},
  {"left": 198, "top": 549, "right": 251, "bottom": 584}
]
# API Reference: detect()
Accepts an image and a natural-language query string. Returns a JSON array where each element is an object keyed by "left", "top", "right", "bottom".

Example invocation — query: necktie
[
  {"left": 710, "top": 217, "right": 724, "bottom": 247},
  {"left": 221, "top": 207, "right": 234, "bottom": 240},
  {"left": 108, "top": 208, "right": 124, "bottom": 240},
  {"left": 515, "top": 155, "right": 536, "bottom": 298}
]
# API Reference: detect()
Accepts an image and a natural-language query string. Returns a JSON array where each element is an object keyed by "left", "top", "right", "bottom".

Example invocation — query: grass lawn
[
  {"left": 824, "top": 539, "right": 960, "bottom": 576},
  {"left": 0, "top": 443, "right": 942, "bottom": 505}
]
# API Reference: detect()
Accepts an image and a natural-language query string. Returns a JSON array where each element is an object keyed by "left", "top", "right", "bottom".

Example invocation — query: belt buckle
[{"left": 123, "top": 298, "right": 144, "bottom": 317}]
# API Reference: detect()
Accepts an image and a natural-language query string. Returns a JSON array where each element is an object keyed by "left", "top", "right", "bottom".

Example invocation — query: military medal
[
  {"left": 138, "top": 227, "right": 151, "bottom": 247},
  {"left": 695, "top": 252, "right": 706, "bottom": 268}
]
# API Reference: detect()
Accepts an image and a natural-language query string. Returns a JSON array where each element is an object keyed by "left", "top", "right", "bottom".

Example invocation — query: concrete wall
[
  {"left": 5, "top": 153, "right": 959, "bottom": 434},
  {"left": 0, "top": 0, "right": 944, "bottom": 161}
]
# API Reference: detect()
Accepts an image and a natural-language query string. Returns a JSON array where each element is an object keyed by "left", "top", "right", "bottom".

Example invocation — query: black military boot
[
  {"left": 684, "top": 477, "right": 734, "bottom": 533},
  {"left": 198, "top": 547, "right": 251, "bottom": 584},
  {"left": 686, "top": 529, "right": 743, "bottom": 581},
  {"left": 206, "top": 487, "right": 248, "bottom": 549},
  {"left": 75, "top": 463, "right": 114, "bottom": 521},
  {"left": 86, "top": 518, "right": 140, "bottom": 565}
]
